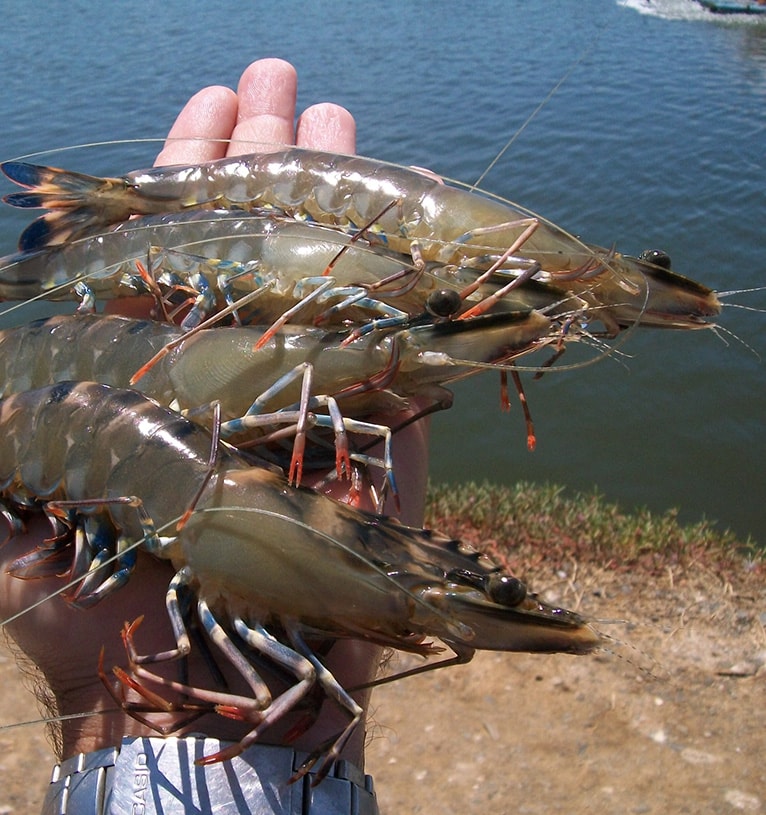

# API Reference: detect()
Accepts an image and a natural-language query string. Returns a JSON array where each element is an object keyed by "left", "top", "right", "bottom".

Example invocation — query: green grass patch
[{"left": 424, "top": 480, "right": 761, "bottom": 578}]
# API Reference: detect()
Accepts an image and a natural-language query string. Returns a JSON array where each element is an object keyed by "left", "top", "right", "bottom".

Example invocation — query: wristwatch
[{"left": 41, "top": 736, "right": 379, "bottom": 814}]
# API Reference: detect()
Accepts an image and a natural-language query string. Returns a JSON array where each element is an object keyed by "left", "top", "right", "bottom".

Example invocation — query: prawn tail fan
[{"left": 2, "top": 161, "right": 137, "bottom": 251}]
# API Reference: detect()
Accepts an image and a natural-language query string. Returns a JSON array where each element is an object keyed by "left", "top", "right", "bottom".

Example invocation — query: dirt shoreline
[{"left": 2, "top": 557, "right": 763, "bottom": 814}]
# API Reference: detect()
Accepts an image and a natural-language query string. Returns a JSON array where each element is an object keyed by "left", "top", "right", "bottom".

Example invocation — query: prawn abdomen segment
[
  {"left": 0, "top": 314, "right": 180, "bottom": 401},
  {"left": 0, "top": 382, "right": 226, "bottom": 529}
]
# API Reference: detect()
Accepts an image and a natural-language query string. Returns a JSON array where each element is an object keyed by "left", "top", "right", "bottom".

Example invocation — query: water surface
[{"left": 0, "top": 0, "right": 762, "bottom": 540}]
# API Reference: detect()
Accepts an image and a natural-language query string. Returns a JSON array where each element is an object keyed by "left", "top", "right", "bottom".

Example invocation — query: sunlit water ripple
[{"left": 0, "top": 0, "right": 762, "bottom": 541}]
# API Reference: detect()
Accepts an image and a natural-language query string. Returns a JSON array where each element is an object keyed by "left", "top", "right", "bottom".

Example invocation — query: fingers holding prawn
[
  {"left": 154, "top": 58, "right": 356, "bottom": 162},
  {"left": 296, "top": 103, "right": 356, "bottom": 153},
  {"left": 230, "top": 58, "right": 298, "bottom": 151},
  {"left": 231, "top": 58, "right": 356, "bottom": 154}
]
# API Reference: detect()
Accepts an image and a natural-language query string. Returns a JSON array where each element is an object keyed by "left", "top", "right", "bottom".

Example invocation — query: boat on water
[{"left": 697, "top": 0, "right": 766, "bottom": 13}]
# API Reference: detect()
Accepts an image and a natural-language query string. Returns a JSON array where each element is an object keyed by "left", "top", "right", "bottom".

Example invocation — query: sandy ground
[{"left": 1, "top": 557, "right": 763, "bottom": 814}]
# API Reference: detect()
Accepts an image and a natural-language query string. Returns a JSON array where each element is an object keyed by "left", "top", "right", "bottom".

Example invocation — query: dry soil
[{"left": 1, "top": 555, "right": 763, "bottom": 814}]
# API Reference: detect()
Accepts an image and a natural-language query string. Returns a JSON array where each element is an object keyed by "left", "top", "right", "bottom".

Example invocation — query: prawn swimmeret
[{"left": 0, "top": 381, "right": 601, "bottom": 781}]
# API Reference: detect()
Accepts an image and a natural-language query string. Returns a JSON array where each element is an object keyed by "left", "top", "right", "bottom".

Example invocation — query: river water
[{"left": 0, "top": 0, "right": 763, "bottom": 541}]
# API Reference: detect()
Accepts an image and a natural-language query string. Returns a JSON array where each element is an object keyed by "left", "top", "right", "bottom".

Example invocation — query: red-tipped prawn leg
[
  {"left": 196, "top": 616, "right": 318, "bottom": 766},
  {"left": 457, "top": 221, "right": 542, "bottom": 318},
  {"left": 220, "top": 361, "right": 397, "bottom": 505},
  {"left": 110, "top": 568, "right": 274, "bottom": 721},
  {"left": 218, "top": 361, "right": 334, "bottom": 486}
]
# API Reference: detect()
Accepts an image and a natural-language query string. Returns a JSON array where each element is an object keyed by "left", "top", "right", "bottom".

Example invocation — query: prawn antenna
[{"left": 472, "top": 24, "right": 609, "bottom": 191}]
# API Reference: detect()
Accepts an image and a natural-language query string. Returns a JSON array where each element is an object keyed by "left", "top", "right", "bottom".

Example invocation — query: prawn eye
[
  {"left": 639, "top": 249, "right": 672, "bottom": 270},
  {"left": 486, "top": 574, "right": 527, "bottom": 607},
  {"left": 425, "top": 289, "right": 462, "bottom": 319}
]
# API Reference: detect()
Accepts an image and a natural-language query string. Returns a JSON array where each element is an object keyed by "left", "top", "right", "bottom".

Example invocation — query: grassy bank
[{"left": 424, "top": 481, "right": 761, "bottom": 580}]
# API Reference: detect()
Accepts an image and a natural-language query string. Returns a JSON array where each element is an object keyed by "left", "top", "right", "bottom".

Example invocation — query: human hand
[
  {"left": 0, "top": 59, "right": 429, "bottom": 770},
  {"left": 154, "top": 57, "right": 356, "bottom": 164}
]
